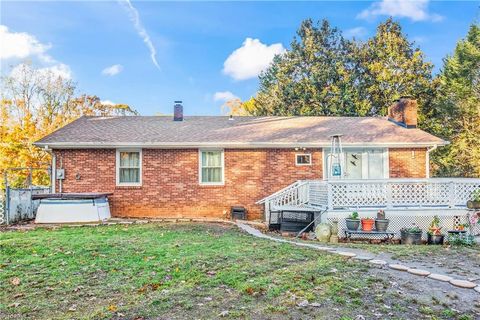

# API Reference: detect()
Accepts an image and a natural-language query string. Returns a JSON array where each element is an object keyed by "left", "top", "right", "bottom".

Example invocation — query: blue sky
[{"left": 1, "top": 1, "right": 479, "bottom": 116}]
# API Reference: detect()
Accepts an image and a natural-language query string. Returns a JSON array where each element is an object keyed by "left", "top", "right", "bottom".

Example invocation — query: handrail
[{"left": 256, "top": 180, "right": 307, "bottom": 204}]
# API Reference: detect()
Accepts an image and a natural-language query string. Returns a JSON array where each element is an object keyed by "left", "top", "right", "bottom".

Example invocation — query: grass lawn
[{"left": 1, "top": 223, "right": 478, "bottom": 320}]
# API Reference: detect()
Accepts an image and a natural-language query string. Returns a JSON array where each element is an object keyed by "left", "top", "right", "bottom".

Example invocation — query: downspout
[
  {"left": 426, "top": 145, "right": 438, "bottom": 179},
  {"left": 43, "top": 145, "right": 56, "bottom": 193}
]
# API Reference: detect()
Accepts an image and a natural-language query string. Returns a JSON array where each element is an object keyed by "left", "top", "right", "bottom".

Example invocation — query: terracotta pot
[{"left": 361, "top": 219, "right": 375, "bottom": 232}]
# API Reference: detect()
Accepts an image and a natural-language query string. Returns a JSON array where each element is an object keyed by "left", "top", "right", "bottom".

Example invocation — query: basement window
[
  {"left": 296, "top": 154, "right": 312, "bottom": 166},
  {"left": 116, "top": 149, "right": 142, "bottom": 186},
  {"left": 199, "top": 150, "right": 224, "bottom": 185}
]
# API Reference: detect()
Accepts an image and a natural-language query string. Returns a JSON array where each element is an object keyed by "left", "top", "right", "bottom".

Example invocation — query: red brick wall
[
  {"left": 53, "top": 148, "right": 323, "bottom": 220},
  {"left": 389, "top": 148, "right": 427, "bottom": 178}
]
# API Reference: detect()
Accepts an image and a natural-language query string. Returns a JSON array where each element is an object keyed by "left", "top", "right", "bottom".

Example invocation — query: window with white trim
[
  {"left": 296, "top": 154, "right": 312, "bottom": 166},
  {"left": 116, "top": 149, "right": 142, "bottom": 186},
  {"left": 199, "top": 150, "right": 224, "bottom": 185}
]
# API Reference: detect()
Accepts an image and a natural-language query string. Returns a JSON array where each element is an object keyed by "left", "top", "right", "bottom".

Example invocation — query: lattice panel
[
  {"left": 327, "top": 213, "right": 470, "bottom": 240},
  {"left": 330, "top": 183, "right": 387, "bottom": 208},
  {"left": 453, "top": 182, "right": 480, "bottom": 205}
]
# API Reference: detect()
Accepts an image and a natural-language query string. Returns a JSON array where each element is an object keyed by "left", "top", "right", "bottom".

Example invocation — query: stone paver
[
  {"left": 334, "top": 251, "right": 357, "bottom": 258},
  {"left": 449, "top": 279, "right": 477, "bottom": 289},
  {"left": 428, "top": 273, "right": 453, "bottom": 282},
  {"left": 389, "top": 264, "right": 409, "bottom": 271},
  {"left": 353, "top": 256, "right": 373, "bottom": 261},
  {"left": 369, "top": 259, "right": 387, "bottom": 265},
  {"left": 407, "top": 269, "right": 431, "bottom": 277}
]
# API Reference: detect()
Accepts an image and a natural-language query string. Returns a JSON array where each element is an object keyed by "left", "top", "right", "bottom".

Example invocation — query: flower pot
[
  {"left": 401, "top": 231, "right": 422, "bottom": 245},
  {"left": 467, "top": 200, "right": 480, "bottom": 209},
  {"left": 345, "top": 219, "right": 360, "bottom": 231},
  {"left": 375, "top": 219, "right": 389, "bottom": 232},
  {"left": 361, "top": 219, "right": 375, "bottom": 232},
  {"left": 427, "top": 234, "right": 444, "bottom": 245}
]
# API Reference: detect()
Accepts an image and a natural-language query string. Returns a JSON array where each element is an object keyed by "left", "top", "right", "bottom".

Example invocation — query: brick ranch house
[{"left": 35, "top": 98, "right": 449, "bottom": 221}]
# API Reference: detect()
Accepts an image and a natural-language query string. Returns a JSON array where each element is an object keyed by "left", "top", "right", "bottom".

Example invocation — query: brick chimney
[
  {"left": 387, "top": 97, "right": 418, "bottom": 128},
  {"left": 173, "top": 101, "right": 183, "bottom": 121}
]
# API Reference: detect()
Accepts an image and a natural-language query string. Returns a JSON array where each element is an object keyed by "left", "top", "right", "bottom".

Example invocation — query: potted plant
[
  {"left": 400, "top": 225, "right": 423, "bottom": 245},
  {"left": 361, "top": 217, "right": 375, "bottom": 232},
  {"left": 467, "top": 190, "right": 480, "bottom": 209},
  {"left": 427, "top": 215, "right": 444, "bottom": 245},
  {"left": 375, "top": 210, "right": 389, "bottom": 232},
  {"left": 345, "top": 212, "right": 360, "bottom": 231}
]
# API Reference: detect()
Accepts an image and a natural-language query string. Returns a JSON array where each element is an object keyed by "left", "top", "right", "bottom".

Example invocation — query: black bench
[{"left": 343, "top": 229, "right": 395, "bottom": 243}]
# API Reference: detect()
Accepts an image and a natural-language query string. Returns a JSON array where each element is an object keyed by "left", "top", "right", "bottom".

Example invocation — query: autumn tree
[{"left": 0, "top": 63, "right": 137, "bottom": 187}]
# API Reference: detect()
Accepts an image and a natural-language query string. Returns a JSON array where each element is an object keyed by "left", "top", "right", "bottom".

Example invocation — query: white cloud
[
  {"left": 344, "top": 27, "right": 368, "bottom": 39},
  {"left": 120, "top": 0, "right": 160, "bottom": 70},
  {"left": 0, "top": 25, "right": 72, "bottom": 79},
  {"left": 100, "top": 100, "right": 116, "bottom": 106},
  {"left": 102, "top": 64, "right": 123, "bottom": 76},
  {"left": 38, "top": 63, "right": 72, "bottom": 80},
  {"left": 213, "top": 91, "right": 239, "bottom": 102},
  {"left": 0, "top": 25, "right": 52, "bottom": 62},
  {"left": 223, "top": 38, "right": 285, "bottom": 81},
  {"left": 357, "top": 0, "right": 443, "bottom": 22}
]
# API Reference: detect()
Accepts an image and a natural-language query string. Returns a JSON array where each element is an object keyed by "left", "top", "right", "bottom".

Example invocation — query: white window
[
  {"left": 296, "top": 154, "right": 312, "bottom": 166},
  {"left": 324, "top": 148, "right": 388, "bottom": 180},
  {"left": 199, "top": 150, "right": 224, "bottom": 185},
  {"left": 116, "top": 149, "right": 142, "bottom": 186}
]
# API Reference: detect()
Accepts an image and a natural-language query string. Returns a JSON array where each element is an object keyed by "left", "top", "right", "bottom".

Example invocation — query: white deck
[{"left": 257, "top": 178, "right": 480, "bottom": 237}]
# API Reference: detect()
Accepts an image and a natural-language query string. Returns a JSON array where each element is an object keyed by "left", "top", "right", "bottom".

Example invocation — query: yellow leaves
[
  {"left": 107, "top": 304, "right": 117, "bottom": 312},
  {"left": 10, "top": 277, "right": 21, "bottom": 286}
]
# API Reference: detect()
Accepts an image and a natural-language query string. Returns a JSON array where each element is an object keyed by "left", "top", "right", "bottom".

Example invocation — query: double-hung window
[
  {"left": 199, "top": 150, "right": 224, "bottom": 185},
  {"left": 116, "top": 149, "right": 142, "bottom": 186}
]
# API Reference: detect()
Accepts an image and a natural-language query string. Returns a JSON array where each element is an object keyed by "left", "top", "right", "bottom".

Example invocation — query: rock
[
  {"left": 389, "top": 264, "right": 409, "bottom": 271},
  {"left": 353, "top": 256, "right": 373, "bottom": 261},
  {"left": 334, "top": 251, "right": 356, "bottom": 258},
  {"left": 449, "top": 279, "right": 477, "bottom": 289},
  {"left": 369, "top": 259, "right": 387, "bottom": 265},
  {"left": 474, "top": 286, "right": 480, "bottom": 294},
  {"left": 310, "top": 302, "right": 321, "bottom": 307},
  {"left": 407, "top": 269, "right": 431, "bottom": 276},
  {"left": 219, "top": 311, "right": 229, "bottom": 317},
  {"left": 428, "top": 274, "right": 453, "bottom": 282},
  {"left": 297, "top": 300, "right": 309, "bottom": 307}
]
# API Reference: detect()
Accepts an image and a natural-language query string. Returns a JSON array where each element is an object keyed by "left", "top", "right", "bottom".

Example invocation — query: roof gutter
[{"left": 33, "top": 141, "right": 449, "bottom": 149}]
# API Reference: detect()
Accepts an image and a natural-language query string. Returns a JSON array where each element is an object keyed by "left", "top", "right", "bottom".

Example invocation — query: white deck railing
[{"left": 258, "top": 178, "right": 480, "bottom": 223}]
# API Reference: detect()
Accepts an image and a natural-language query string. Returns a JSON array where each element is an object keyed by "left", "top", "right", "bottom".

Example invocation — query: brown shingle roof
[{"left": 34, "top": 116, "right": 447, "bottom": 148}]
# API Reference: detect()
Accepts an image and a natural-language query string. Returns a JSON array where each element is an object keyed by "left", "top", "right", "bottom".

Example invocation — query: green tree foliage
[
  {"left": 357, "top": 18, "right": 435, "bottom": 117},
  {"left": 429, "top": 23, "right": 480, "bottom": 177},
  {"left": 255, "top": 19, "right": 367, "bottom": 116},
  {"left": 252, "top": 18, "right": 434, "bottom": 119}
]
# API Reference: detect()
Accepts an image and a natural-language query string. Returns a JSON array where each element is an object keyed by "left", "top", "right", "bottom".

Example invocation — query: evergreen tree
[
  {"left": 255, "top": 19, "right": 367, "bottom": 116},
  {"left": 430, "top": 23, "right": 480, "bottom": 177},
  {"left": 357, "top": 18, "right": 435, "bottom": 118}
]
